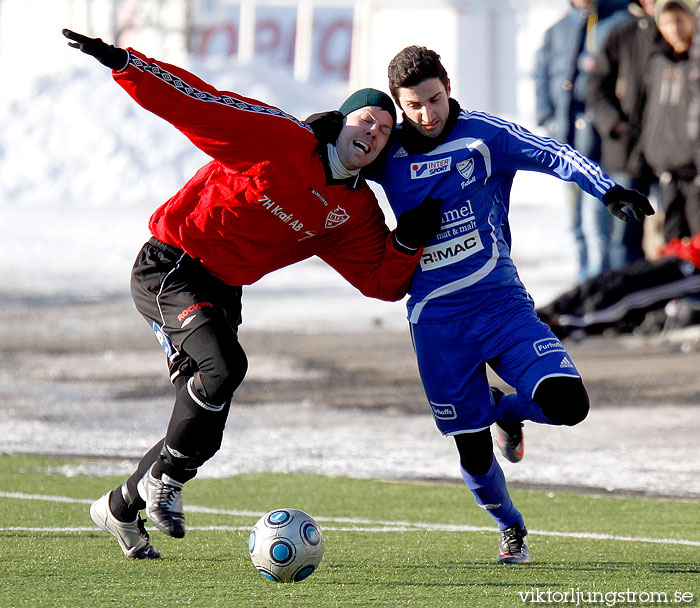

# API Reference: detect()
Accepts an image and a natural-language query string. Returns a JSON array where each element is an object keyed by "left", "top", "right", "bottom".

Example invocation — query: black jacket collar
[
  {"left": 399, "top": 98, "right": 462, "bottom": 155},
  {"left": 651, "top": 34, "right": 689, "bottom": 61}
]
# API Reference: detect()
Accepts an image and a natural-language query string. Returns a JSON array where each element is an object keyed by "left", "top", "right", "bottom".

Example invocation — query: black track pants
[{"left": 124, "top": 239, "right": 248, "bottom": 503}]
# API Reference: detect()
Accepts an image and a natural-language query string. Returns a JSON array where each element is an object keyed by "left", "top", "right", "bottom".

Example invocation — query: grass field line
[
  {"left": 3, "top": 490, "right": 700, "bottom": 546},
  {"left": 0, "top": 525, "right": 432, "bottom": 533}
]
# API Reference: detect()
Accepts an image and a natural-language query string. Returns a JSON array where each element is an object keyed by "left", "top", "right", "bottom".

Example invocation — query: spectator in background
[
  {"left": 689, "top": 0, "right": 700, "bottom": 157},
  {"left": 588, "top": 0, "right": 660, "bottom": 267},
  {"left": 641, "top": 0, "right": 700, "bottom": 242},
  {"left": 535, "top": 0, "right": 633, "bottom": 282}
]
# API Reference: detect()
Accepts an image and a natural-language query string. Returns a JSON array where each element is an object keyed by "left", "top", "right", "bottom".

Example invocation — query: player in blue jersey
[
  {"left": 308, "top": 45, "right": 653, "bottom": 564},
  {"left": 380, "top": 46, "right": 653, "bottom": 564}
]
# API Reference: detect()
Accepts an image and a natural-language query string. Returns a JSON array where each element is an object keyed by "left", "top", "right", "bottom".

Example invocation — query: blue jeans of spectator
[
  {"left": 608, "top": 172, "right": 649, "bottom": 269},
  {"left": 568, "top": 183, "right": 612, "bottom": 283}
]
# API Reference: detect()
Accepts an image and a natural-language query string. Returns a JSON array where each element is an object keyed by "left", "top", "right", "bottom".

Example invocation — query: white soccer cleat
[
  {"left": 89, "top": 491, "right": 161, "bottom": 559},
  {"left": 137, "top": 465, "right": 186, "bottom": 538}
]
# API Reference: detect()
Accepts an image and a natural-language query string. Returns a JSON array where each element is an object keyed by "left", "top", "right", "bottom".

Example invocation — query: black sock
[{"left": 109, "top": 484, "right": 139, "bottom": 523}]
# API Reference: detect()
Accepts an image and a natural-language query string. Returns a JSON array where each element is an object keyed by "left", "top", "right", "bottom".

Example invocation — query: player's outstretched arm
[
  {"left": 63, "top": 29, "right": 312, "bottom": 168},
  {"left": 62, "top": 29, "right": 129, "bottom": 71},
  {"left": 602, "top": 186, "right": 655, "bottom": 222}
]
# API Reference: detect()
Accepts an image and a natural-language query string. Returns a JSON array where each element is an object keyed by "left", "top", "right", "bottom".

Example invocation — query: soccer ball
[{"left": 248, "top": 508, "right": 325, "bottom": 583}]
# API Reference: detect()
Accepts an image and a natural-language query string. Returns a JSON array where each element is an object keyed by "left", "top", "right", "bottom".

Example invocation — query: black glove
[
  {"left": 602, "top": 185, "right": 655, "bottom": 222},
  {"left": 63, "top": 29, "right": 129, "bottom": 71},
  {"left": 305, "top": 110, "right": 344, "bottom": 144},
  {"left": 393, "top": 196, "right": 443, "bottom": 253}
]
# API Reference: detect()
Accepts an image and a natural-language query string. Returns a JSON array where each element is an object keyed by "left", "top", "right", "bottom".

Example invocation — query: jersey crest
[
  {"left": 456, "top": 158, "right": 475, "bottom": 180},
  {"left": 325, "top": 206, "right": 350, "bottom": 229}
]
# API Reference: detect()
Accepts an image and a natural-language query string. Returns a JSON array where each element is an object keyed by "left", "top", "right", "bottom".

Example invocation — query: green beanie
[{"left": 338, "top": 88, "right": 397, "bottom": 124}]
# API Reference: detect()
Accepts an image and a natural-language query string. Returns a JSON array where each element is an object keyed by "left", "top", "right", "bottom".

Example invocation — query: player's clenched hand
[
  {"left": 62, "top": 29, "right": 129, "bottom": 71},
  {"left": 603, "top": 186, "right": 654, "bottom": 222},
  {"left": 393, "top": 196, "right": 444, "bottom": 253}
]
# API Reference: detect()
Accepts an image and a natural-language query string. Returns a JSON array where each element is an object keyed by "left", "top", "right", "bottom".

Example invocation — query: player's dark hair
[{"left": 387, "top": 45, "right": 450, "bottom": 102}]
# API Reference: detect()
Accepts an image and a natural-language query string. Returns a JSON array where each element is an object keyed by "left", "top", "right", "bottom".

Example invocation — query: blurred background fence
[{"left": 0, "top": 0, "right": 570, "bottom": 124}]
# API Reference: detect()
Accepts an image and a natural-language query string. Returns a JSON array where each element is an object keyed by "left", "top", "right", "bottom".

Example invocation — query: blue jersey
[{"left": 376, "top": 108, "right": 616, "bottom": 324}]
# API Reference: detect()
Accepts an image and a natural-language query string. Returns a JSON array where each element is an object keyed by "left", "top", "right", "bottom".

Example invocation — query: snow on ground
[{"left": 5, "top": 386, "right": 699, "bottom": 499}]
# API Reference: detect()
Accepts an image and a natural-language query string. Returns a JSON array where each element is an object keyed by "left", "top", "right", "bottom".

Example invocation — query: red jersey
[{"left": 112, "top": 49, "right": 420, "bottom": 301}]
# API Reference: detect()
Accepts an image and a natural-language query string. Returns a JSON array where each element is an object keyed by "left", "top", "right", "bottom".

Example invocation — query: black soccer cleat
[
  {"left": 494, "top": 420, "right": 525, "bottom": 463},
  {"left": 492, "top": 387, "right": 524, "bottom": 463},
  {"left": 497, "top": 522, "right": 530, "bottom": 564}
]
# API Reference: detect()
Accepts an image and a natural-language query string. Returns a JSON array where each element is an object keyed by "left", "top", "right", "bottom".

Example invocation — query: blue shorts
[{"left": 410, "top": 298, "right": 580, "bottom": 435}]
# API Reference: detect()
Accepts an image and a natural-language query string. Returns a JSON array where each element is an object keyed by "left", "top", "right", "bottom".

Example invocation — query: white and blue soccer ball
[{"left": 248, "top": 508, "right": 325, "bottom": 583}]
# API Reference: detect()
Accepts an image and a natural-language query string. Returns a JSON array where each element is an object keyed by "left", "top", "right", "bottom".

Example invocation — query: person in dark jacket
[
  {"left": 587, "top": 0, "right": 661, "bottom": 267},
  {"left": 641, "top": 0, "right": 700, "bottom": 242},
  {"left": 689, "top": 1, "right": 700, "bottom": 160},
  {"left": 535, "top": 0, "right": 633, "bottom": 282}
]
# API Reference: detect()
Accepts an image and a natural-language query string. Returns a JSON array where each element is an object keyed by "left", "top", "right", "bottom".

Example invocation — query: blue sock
[
  {"left": 460, "top": 457, "right": 524, "bottom": 531},
  {"left": 498, "top": 392, "right": 557, "bottom": 425}
]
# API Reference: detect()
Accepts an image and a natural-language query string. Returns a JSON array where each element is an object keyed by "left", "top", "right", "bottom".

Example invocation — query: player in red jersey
[{"left": 63, "top": 29, "right": 442, "bottom": 559}]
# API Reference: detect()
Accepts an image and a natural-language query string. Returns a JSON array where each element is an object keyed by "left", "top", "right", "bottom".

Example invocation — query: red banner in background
[
  {"left": 252, "top": 5, "right": 297, "bottom": 67},
  {"left": 191, "top": 3, "right": 353, "bottom": 81},
  {"left": 311, "top": 8, "right": 352, "bottom": 80}
]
